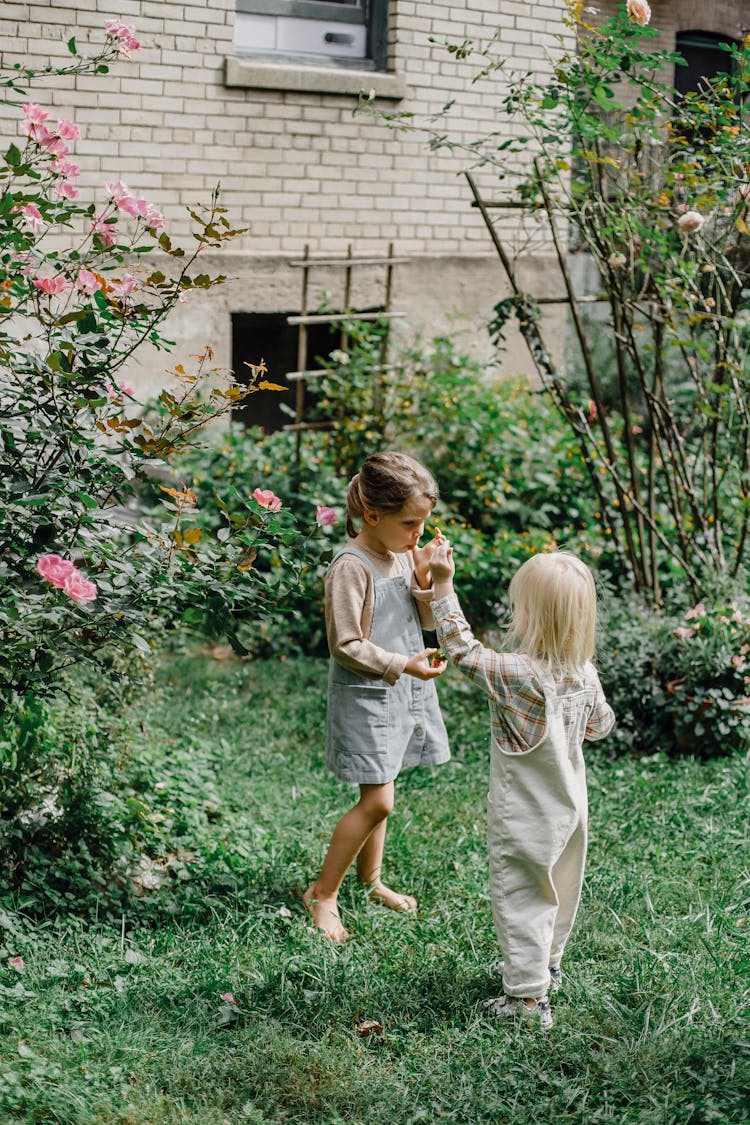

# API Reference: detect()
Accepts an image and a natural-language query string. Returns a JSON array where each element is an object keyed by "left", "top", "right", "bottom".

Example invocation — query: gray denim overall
[
  {"left": 488, "top": 665, "right": 595, "bottom": 999},
  {"left": 326, "top": 547, "right": 450, "bottom": 785}
]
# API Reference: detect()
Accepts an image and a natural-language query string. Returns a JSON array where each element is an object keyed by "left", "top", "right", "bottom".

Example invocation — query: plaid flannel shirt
[{"left": 432, "top": 593, "right": 615, "bottom": 754}]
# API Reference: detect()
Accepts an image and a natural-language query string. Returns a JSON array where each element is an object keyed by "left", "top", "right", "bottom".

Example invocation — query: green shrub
[{"left": 597, "top": 583, "right": 750, "bottom": 758}]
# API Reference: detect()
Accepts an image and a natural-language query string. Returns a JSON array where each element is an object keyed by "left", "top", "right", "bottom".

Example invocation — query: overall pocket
[{"left": 328, "top": 682, "right": 390, "bottom": 757}]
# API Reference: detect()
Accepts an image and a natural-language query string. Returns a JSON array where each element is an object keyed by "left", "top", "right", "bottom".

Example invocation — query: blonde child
[
  {"left": 430, "top": 544, "right": 615, "bottom": 1030},
  {"left": 304, "top": 451, "right": 450, "bottom": 942}
]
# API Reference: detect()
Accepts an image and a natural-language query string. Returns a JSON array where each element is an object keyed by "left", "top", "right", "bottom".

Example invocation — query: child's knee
[{"left": 361, "top": 788, "right": 394, "bottom": 822}]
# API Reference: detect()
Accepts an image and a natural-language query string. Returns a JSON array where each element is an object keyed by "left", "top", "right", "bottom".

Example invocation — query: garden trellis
[
  {"left": 283, "top": 243, "right": 407, "bottom": 461},
  {"left": 448, "top": 7, "right": 750, "bottom": 606}
]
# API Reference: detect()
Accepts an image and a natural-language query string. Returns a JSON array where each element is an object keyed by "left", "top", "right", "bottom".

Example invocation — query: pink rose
[
  {"left": 63, "top": 570, "right": 98, "bottom": 604},
  {"left": 104, "top": 20, "right": 141, "bottom": 55},
  {"left": 678, "top": 210, "right": 704, "bottom": 233},
  {"left": 253, "top": 487, "right": 282, "bottom": 512},
  {"left": 116, "top": 193, "right": 140, "bottom": 218},
  {"left": 315, "top": 504, "right": 337, "bottom": 527},
  {"left": 22, "top": 103, "right": 48, "bottom": 126},
  {"left": 76, "top": 269, "right": 102, "bottom": 295},
  {"left": 9, "top": 956, "right": 24, "bottom": 972},
  {"left": 111, "top": 274, "right": 137, "bottom": 303},
  {"left": 56, "top": 118, "right": 79, "bottom": 141},
  {"left": 33, "top": 275, "right": 74, "bottom": 295},
  {"left": 53, "top": 180, "right": 79, "bottom": 201},
  {"left": 626, "top": 0, "right": 651, "bottom": 26},
  {"left": 19, "top": 202, "right": 44, "bottom": 233},
  {"left": 104, "top": 179, "right": 131, "bottom": 203},
  {"left": 108, "top": 380, "right": 134, "bottom": 400},
  {"left": 144, "top": 204, "right": 165, "bottom": 230},
  {"left": 220, "top": 992, "right": 236, "bottom": 1004},
  {"left": 674, "top": 626, "right": 694, "bottom": 639},
  {"left": 37, "top": 554, "right": 76, "bottom": 588},
  {"left": 52, "top": 158, "right": 80, "bottom": 179},
  {"left": 91, "top": 213, "right": 117, "bottom": 247}
]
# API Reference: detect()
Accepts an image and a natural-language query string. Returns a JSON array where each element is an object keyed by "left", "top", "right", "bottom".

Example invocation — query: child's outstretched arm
[{"left": 429, "top": 543, "right": 510, "bottom": 702}]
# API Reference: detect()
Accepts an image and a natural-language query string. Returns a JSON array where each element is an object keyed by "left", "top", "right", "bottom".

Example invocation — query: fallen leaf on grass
[{"left": 355, "top": 1018, "right": 383, "bottom": 1037}]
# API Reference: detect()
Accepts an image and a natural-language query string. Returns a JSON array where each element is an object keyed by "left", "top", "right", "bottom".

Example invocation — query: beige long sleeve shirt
[{"left": 325, "top": 542, "right": 436, "bottom": 684}]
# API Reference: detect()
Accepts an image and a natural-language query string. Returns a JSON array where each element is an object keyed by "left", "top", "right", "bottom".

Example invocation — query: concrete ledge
[{"left": 224, "top": 57, "right": 407, "bottom": 100}]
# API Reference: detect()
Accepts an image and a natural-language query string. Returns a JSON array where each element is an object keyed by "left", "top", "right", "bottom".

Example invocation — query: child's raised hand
[
  {"left": 404, "top": 648, "right": 447, "bottom": 680},
  {"left": 411, "top": 527, "right": 448, "bottom": 589},
  {"left": 430, "top": 541, "right": 455, "bottom": 582}
]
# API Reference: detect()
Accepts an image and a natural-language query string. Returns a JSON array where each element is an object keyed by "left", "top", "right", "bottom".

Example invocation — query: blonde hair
[
  {"left": 507, "top": 551, "right": 597, "bottom": 674},
  {"left": 345, "top": 451, "right": 438, "bottom": 538}
]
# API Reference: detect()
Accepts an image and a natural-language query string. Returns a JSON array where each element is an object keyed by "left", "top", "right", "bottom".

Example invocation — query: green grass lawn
[{"left": 1, "top": 653, "right": 749, "bottom": 1123}]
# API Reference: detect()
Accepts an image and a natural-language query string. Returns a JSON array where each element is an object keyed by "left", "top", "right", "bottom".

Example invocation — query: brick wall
[{"left": 0, "top": 2, "right": 575, "bottom": 387}]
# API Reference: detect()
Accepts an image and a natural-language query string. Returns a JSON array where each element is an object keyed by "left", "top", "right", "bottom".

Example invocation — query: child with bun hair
[
  {"left": 304, "top": 451, "right": 450, "bottom": 942},
  {"left": 430, "top": 544, "right": 615, "bottom": 1029}
]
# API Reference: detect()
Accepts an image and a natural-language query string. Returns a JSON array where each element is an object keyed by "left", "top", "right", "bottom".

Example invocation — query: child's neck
[{"left": 353, "top": 530, "right": 392, "bottom": 558}]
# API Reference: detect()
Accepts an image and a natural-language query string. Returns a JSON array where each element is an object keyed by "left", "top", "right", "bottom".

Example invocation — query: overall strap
[
  {"left": 531, "top": 662, "right": 558, "bottom": 702},
  {"left": 331, "top": 545, "right": 387, "bottom": 581}
]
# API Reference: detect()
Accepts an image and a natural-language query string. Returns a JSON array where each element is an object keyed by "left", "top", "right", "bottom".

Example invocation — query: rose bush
[{"left": 0, "top": 24, "right": 326, "bottom": 704}]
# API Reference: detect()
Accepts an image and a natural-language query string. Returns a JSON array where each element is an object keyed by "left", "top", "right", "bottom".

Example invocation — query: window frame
[{"left": 234, "top": 0, "right": 388, "bottom": 72}]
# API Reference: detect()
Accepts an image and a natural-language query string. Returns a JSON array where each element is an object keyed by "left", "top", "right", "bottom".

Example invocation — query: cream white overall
[{"left": 488, "top": 667, "right": 595, "bottom": 999}]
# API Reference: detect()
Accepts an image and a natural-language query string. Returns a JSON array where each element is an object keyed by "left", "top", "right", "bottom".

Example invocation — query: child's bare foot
[
  {"left": 303, "top": 886, "right": 349, "bottom": 942},
  {"left": 368, "top": 882, "right": 418, "bottom": 914}
]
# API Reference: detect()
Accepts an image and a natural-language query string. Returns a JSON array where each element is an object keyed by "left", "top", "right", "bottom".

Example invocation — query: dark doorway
[
  {"left": 231, "top": 312, "right": 341, "bottom": 432},
  {"left": 675, "top": 31, "right": 738, "bottom": 96}
]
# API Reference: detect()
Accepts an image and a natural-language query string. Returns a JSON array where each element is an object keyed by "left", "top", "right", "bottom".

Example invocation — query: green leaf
[
  {"left": 67, "top": 36, "right": 77, "bottom": 55},
  {"left": 74, "top": 492, "right": 99, "bottom": 510},
  {"left": 5, "top": 144, "right": 21, "bottom": 167}
]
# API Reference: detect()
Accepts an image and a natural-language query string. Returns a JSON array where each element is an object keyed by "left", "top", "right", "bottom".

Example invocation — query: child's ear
[{"left": 362, "top": 508, "right": 380, "bottom": 527}]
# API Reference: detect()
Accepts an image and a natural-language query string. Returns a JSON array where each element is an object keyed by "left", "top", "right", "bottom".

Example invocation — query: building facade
[
  {"left": 0, "top": 0, "right": 574, "bottom": 419},
  {"left": 0, "top": 2, "right": 745, "bottom": 422}
]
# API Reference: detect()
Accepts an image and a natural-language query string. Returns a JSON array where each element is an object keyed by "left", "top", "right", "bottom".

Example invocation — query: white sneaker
[
  {"left": 493, "top": 960, "right": 563, "bottom": 995},
  {"left": 486, "top": 994, "right": 554, "bottom": 1031}
]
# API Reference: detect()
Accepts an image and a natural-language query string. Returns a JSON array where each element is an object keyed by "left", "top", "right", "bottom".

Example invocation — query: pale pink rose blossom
[
  {"left": 104, "top": 19, "right": 141, "bottom": 55},
  {"left": 53, "top": 180, "right": 79, "bottom": 201},
  {"left": 685, "top": 602, "right": 706, "bottom": 620},
  {"left": 220, "top": 993, "right": 236, "bottom": 1004},
  {"left": 33, "top": 275, "right": 74, "bottom": 295},
  {"left": 9, "top": 956, "right": 24, "bottom": 972},
  {"left": 732, "top": 654, "right": 745, "bottom": 669},
  {"left": 22, "top": 103, "right": 49, "bottom": 126},
  {"left": 19, "top": 202, "right": 45, "bottom": 233},
  {"left": 52, "top": 157, "right": 80, "bottom": 179},
  {"left": 678, "top": 210, "right": 704, "bottom": 233},
  {"left": 626, "top": 0, "right": 651, "bottom": 26},
  {"left": 253, "top": 487, "right": 282, "bottom": 512},
  {"left": 64, "top": 570, "right": 98, "bottom": 604},
  {"left": 674, "top": 627, "right": 694, "bottom": 639},
  {"left": 104, "top": 179, "right": 131, "bottom": 203},
  {"left": 37, "top": 554, "right": 76, "bottom": 588},
  {"left": 22, "top": 120, "right": 54, "bottom": 145},
  {"left": 144, "top": 205, "right": 165, "bottom": 229},
  {"left": 116, "top": 194, "right": 140, "bottom": 218},
  {"left": 56, "top": 118, "right": 79, "bottom": 141},
  {"left": 108, "top": 380, "right": 135, "bottom": 400},
  {"left": 43, "top": 135, "right": 69, "bottom": 160},
  {"left": 75, "top": 269, "right": 102, "bottom": 295},
  {"left": 111, "top": 274, "right": 137, "bottom": 303},
  {"left": 91, "top": 213, "right": 117, "bottom": 247},
  {"left": 315, "top": 504, "right": 337, "bottom": 527}
]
